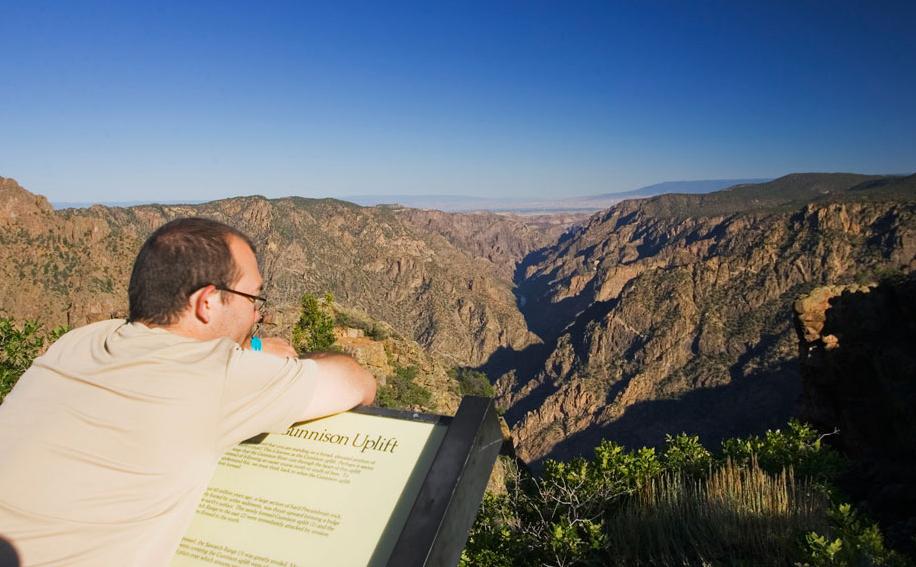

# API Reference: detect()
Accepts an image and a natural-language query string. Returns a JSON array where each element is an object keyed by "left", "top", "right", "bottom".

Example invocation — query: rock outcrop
[{"left": 794, "top": 275, "right": 916, "bottom": 554}]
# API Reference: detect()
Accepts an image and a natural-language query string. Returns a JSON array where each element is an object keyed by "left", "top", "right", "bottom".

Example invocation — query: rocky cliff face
[
  {"left": 0, "top": 177, "right": 549, "bottom": 366},
  {"left": 394, "top": 208, "right": 583, "bottom": 281},
  {"left": 496, "top": 174, "right": 916, "bottom": 463},
  {"left": 794, "top": 275, "right": 916, "bottom": 554}
]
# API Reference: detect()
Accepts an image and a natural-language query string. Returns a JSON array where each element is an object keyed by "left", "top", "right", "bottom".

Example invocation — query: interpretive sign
[{"left": 173, "top": 396, "right": 501, "bottom": 567}]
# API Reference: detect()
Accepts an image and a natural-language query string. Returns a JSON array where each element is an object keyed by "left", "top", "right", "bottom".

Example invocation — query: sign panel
[{"left": 173, "top": 411, "right": 447, "bottom": 567}]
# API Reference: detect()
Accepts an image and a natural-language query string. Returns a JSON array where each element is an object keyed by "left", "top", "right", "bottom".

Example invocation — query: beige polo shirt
[{"left": 0, "top": 320, "right": 319, "bottom": 566}]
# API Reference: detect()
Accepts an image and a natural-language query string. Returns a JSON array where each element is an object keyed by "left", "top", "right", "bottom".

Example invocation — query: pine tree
[{"left": 291, "top": 292, "right": 336, "bottom": 355}]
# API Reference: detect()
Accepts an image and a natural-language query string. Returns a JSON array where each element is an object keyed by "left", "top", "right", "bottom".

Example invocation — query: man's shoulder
[
  {"left": 49, "top": 318, "right": 126, "bottom": 345},
  {"left": 48, "top": 319, "right": 237, "bottom": 363}
]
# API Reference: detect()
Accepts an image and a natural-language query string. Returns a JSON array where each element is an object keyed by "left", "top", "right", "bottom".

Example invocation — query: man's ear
[{"left": 191, "top": 285, "right": 219, "bottom": 324}]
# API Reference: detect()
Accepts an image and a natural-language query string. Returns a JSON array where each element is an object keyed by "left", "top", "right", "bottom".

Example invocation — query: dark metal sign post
[{"left": 370, "top": 396, "right": 502, "bottom": 567}]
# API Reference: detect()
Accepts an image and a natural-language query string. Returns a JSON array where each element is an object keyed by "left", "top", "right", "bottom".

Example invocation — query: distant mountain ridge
[
  {"left": 339, "top": 178, "right": 775, "bottom": 212},
  {"left": 47, "top": 175, "right": 913, "bottom": 214},
  {"left": 578, "top": 178, "right": 771, "bottom": 199},
  {"left": 53, "top": 199, "right": 206, "bottom": 209}
]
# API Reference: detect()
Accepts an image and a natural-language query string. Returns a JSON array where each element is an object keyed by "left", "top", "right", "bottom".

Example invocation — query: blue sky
[{"left": 1, "top": 1, "right": 914, "bottom": 203}]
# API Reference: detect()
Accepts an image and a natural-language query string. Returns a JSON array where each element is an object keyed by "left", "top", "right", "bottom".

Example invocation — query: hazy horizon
[
  {"left": 41, "top": 176, "right": 765, "bottom": 207},
  {"left": 2, "top": 2, "right": 914, "bottom": 203},
  {"left": 34, "top": 171, "right": 916, "bottom": 212}
]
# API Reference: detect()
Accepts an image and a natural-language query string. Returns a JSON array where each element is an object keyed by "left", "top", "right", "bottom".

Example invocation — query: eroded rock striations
[
  {"left": 497, "top": 173, "right": 916, "bottom": 463},
  {"left": 394, "top": 208, "right": 583, "bottom": 281},
  {"left": 794, "top": 275, "right": 916, "bottom": 554}
]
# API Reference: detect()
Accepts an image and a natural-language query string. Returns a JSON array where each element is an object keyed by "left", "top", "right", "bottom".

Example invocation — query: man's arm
[
  {"left": 296, "top": 352, "right": 377, "bottom": 420},
  {"left": 255, "top": 336, "right": 299, "bottom": 358},
  {"left": 248, "top": 336, "right": 377, "bottom": 420}
]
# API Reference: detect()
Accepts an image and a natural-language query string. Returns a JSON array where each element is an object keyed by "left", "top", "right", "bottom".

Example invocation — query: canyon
[{"left": 1, "top": 173, "right": 914, "bottom": 465}]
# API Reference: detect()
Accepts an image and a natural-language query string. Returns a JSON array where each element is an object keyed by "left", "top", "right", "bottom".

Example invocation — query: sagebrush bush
[
  {"left": 721, "top": 420, "right": 846, "bottom": 484},
  {"left": 452, "top": 367, "right": 495, "bottom": 397},
  {"left": 1, "top": 318, "right": 68, "bottom": 403},
  {"left": 375, "top": 365, "right": 432, "bottom": 410}
]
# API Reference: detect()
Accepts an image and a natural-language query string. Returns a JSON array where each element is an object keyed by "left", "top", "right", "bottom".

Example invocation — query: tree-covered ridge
[{"left": 622, "top": 173, "right": 915, "bottom": 220}]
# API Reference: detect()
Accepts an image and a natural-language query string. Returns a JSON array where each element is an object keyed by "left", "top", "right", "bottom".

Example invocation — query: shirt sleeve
[{"left": 217, "top": 347, "right": 320, "bottom": 451}]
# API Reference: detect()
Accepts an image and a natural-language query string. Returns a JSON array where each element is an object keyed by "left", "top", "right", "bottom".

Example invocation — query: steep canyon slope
[{"left": 497, "top": 173, "right": 916, "bottom": 463}]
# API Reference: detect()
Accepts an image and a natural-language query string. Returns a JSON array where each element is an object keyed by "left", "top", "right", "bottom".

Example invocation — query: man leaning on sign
[{"left": 0, "top": 218, "right": 376, "bottom": 566}]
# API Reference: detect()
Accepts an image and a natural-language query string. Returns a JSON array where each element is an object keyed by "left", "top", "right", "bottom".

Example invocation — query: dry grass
[{"left": 606, "top": 459, "right": 830, "bottom": 566}]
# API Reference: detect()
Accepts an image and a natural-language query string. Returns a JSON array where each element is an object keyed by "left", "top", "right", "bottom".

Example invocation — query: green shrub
[
  {"left": 364, "top": 323, "right": 390, "bottom": 341},
  {"left": 375, "top": 365, "right": 432, "bottom": 410},
  {"left": 462, "top": 442, "right": 664, "bottom": 566},
  {"left": 1, "top": 318, "right": 68, "bottom": 403},
  {"left": 460, "top": 491, "right": 527, "bottom": 567},
  {"left": 801, "top": 503, "right": 908, "bottom": 567},
  {"left": 663, "top": 432, "right": 713, "bottom": 476},
  {"left": 291, "top": 292, "right": 336, "bottom": 354},
  {"left": 462, "top": 423, "right": 901, "bottom": 567},
  {"left": 452, "top": 367, "right": 495, "bottom": 397},
  {"left": 721, "top": 420, "right": 845, "bottom": 484}
]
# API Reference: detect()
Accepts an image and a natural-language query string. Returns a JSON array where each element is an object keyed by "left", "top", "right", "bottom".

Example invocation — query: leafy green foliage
[
  {"left": 463, "top": 442, "right": 663, "bottom": 566},
  {"left": 291, "top": 292, "right": 336, "bottom": 355},
  {"left": 375, "top": 365, "right": 432, "bottom": 410},
  {"left": 452, "top": 367, "right": 495, "bottom": 397},
  {"left": 662, "top": 432, "right": 713, "bottom": 476},
  {"left": 801, "top": 503, "right": 908, "bottom": 567},
  {"left": 721, "top": 420, "right": 845, "bottom": 483},
  {"left": 463, "top": 492, "right": 528, "bottom": 567},
  {"left": 462, "top": 424, "right": 905, "bottom": 567},
  {"left": 1, "top": 318, "right": 68, "bottom": 403}
]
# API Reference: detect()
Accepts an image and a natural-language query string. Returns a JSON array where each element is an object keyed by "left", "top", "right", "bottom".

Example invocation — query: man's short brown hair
[{"left": 128, "top": 217, "right": 256, "bottom": 325}]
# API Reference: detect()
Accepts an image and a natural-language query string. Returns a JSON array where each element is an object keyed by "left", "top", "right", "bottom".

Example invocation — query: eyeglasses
[{"left": 214, "top": 286, "right": 268, "bottom": 311}]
